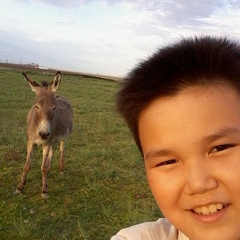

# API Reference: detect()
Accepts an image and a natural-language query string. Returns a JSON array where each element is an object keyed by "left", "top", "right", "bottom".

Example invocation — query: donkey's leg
[
  {"left": 14, "top": 141, "right": 35, "bottom": 195},
  {"left": 46, "top": 145, "right": 54, "bottom": 174},
  {"left": 41, "top": 145, "right": 53, "bottom": 198},
  {"left": 59, "top": 140, "right": 65, "bottom": 174}
]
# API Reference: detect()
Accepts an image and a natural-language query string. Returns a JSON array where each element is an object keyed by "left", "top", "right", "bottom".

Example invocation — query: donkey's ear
[
  {"left": 22, "top": 72, "right": 40, "bottom": 92},
  {"left": 50, "top": 71, "right": 61, "bottom": 92}
]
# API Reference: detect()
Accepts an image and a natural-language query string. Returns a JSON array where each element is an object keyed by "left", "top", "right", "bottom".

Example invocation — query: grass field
[{"left": 0, "top": 68, "right": 162, "bottom": 239}]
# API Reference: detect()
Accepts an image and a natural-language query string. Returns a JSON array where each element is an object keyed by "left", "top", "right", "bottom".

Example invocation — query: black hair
[{"left": 116, "top": 36, "right": 240, "bottom": 153}]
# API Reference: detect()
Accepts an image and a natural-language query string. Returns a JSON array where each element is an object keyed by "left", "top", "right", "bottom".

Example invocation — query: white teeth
[
  {"left": 208, "top": 204, "right": 217, "bottom": 213},
  {"left": 193, "top": 203, "right": 225, "bottom": 215},
  {"left": 201, "top": 206, "right": 209, "bottom": 215},
  {"left": 217, "top": 203, "right": 223, "bottom": 209},
  {"left": 194, "top": 207, "right": 202, "bottom": 214}
]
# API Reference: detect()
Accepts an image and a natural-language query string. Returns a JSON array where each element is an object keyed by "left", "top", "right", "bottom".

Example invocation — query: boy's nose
[{"left": 184, "top": 161, "right": 218, "bottom": 195}]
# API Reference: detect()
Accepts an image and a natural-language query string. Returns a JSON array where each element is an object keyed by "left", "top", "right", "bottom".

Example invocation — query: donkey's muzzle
[{"left": 39, "top": 131, "right": 50, "bottom": 140}]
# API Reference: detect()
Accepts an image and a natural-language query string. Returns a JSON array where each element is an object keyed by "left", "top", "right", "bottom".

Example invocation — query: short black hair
[{"left": 116, "top": 36, "right": 240, "bottom": 153}]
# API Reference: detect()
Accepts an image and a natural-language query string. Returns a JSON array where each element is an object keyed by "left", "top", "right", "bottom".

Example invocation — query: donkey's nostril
[{"left": 39, "top": 131, "right": 50, "bottom": 140}]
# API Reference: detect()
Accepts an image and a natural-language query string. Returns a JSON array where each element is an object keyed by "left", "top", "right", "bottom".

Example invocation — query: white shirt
[{"left": 111, "top": 218, "right": 189, "bottom": 240}]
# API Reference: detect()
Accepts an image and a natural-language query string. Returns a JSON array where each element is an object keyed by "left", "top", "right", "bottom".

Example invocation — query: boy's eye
[
  {"left": 157, "top": 159, "right": 177, "bottom": 166},
  {"left": 210, "top": 144, "right": 234, "bottom": 153}
]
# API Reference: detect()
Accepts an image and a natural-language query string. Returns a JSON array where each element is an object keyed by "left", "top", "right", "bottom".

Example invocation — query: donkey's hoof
[
  {"left": 41, "top": 193, "right": 49, "bottom": 199},
  {"left": 60, "top": 170, "right": 64, "bottom": 175},
  {"left": 13, "top": 189, "right": 22, "bottom": 196}
]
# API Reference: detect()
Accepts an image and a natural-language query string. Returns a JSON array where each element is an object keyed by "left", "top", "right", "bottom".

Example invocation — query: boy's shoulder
[{"left": 111, "top": 218, "right": 189, "bottom": 240}]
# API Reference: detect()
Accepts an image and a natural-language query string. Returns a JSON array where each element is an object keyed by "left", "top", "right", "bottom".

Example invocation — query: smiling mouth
[{"left": 192, "top": 203, "right": 227, "bottom": 215}]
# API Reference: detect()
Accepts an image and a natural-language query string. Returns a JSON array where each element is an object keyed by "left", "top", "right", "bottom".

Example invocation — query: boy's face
[{"left": 139, "top": 84, "right": 240, "bottom": 240}]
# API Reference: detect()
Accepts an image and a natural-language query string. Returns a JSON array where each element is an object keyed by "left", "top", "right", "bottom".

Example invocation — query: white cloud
[{"left": 3, "top": 0, "right": 240, "bottom": 76}]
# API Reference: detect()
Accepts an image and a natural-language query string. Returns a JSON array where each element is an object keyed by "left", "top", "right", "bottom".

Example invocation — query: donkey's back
[{"left": 49, "top": 95, "right": 73, "bottom": 142}]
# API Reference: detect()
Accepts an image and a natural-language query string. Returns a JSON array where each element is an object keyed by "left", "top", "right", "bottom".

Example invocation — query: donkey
[{"left": 14, "top": 71, "right": 73, "bottom": 198}]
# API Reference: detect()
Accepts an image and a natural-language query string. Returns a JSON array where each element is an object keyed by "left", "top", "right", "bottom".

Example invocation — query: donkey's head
[{"left": 23, "top": 72, "right": 61, "bottom": 141}]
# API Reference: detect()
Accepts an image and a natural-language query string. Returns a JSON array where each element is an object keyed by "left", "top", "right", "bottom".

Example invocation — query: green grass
[{"left": 0, "top": 68, "right": 162, "bottom": 239}]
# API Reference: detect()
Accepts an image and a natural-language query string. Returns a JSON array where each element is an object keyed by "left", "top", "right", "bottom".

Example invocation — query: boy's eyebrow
[
  {"left": 145, "top": 127, "right": 240, "bottom": 161},
  {"left": 204, "top": 127, "right": 240, "bottom": 143},
  {"left": 145, "top": 149, "right": 173, "bottom": 161}
]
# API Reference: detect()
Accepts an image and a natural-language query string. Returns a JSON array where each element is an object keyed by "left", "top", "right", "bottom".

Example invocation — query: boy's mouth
[{"left": 192, "top": 203, "right": 227, "bottom": 215}]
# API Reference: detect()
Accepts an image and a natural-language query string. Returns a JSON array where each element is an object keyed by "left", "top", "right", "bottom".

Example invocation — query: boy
[{"left": 111, "top": 36, "right": 240, "bottom": 240}]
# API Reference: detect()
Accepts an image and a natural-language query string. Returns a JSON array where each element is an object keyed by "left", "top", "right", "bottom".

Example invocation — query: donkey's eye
[
  {"left": 35, "top": 105, "right": 40, "bottom": 109},
  {"left": 52, "top": 106, "right": 56, "bottom": 111}
]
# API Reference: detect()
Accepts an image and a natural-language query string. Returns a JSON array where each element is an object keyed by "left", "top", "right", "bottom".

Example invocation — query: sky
[{"left": 1, "top": 0, "right": 240, "bottom": 77}]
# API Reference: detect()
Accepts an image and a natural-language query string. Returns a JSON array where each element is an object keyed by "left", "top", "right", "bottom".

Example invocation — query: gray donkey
[{"left": 14, "top": 71, "right": 73, "bottom": 198}]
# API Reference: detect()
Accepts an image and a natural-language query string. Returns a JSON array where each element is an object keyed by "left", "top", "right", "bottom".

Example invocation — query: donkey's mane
[{"left": 41, "top": 80, "right": 49, "bottom": 87}]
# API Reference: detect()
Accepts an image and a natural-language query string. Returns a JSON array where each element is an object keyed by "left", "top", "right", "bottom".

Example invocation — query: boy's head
[
  {"left": 117, "top": 36, "right": 240, "bottom": 153},
  {"left": 117, "top": 36, "right": 240, "bottom": 240}
]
